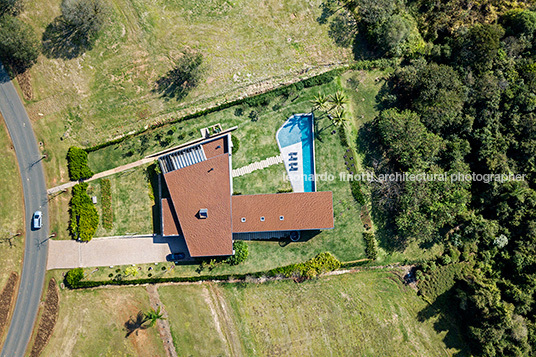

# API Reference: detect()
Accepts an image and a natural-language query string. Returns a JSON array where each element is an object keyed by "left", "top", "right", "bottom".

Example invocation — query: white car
[{"left": 33, "top": 211, "right": 42, "bottom": 229}]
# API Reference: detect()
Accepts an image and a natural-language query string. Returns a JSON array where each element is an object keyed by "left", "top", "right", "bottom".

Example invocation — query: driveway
[
  {"left": 0, "top": 63, "right": 49, "bottom": 357},
  {"left": 47, "top": 235, "right": 190, "bottom": 269}
]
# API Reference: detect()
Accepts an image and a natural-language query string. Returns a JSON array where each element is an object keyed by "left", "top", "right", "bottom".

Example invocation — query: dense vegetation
[
  {"left": 66, "top": 147, "right": 93, "bottom": 181},
  {"left": 226, "top": 241, "right": 249, "bottom": 266},
  {"left": 322, "top": 0, "right": 536, "bottom": 355},
  {"left": 69, "top": 183, "right": 99, "bottom": 241},
  {"left": 0, "top": 12, "right": 39, "bottom": 73}
]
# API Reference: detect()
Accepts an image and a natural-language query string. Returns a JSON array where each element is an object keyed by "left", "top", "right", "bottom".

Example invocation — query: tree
[
  {"left": 0, "top": 15, "right": 39, "bottom": 73},
  {"left": 65, "top": 268, "right": 84, "bottom": 287},
  {"left": 373, "top": 12, "right": 425, "bottom": 57},
  {"left": 454, "top": 24, "right": 505, "bottom": 73},
  {"left": 144, "top": 307, "right": 165, "bottom": 328},
  {"left": 155, "top": 51, "right": 204, "bottom": 100},
  {"left": 66, "top": 147, "right": 94, "bottom": 181},
  {"left": 0, "top": 0, "right": 24, "bottom": 16},
  {"left": 377, "top": 108, "right": 444, "bottom": 170},
  {"left": 61, "top": 0, "right": 108, "bottom": 42}
]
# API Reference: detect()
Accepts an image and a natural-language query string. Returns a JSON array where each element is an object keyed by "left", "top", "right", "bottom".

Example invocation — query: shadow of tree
[
  {"left": 153, "top": 52, "right": 203, "bottom": 101},
  {"left": 124, "top": 310, "right": 148, "bottom": 337},
  {"left": 42, "top": 17, "right": 93, "bottom": 60},
  {"left": 417, "top": 285, "right": 472, "bottom": 356}
]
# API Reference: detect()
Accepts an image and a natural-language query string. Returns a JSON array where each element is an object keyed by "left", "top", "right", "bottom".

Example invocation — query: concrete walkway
[
  {"left": 231, "top": 154, "right": 283, "bottom": 177},
  {"left": 46, "top": 235, "right": 189, "bottom": 270},
  {"left": 47, "top": 157, "right": 155, "bottom": 194}
]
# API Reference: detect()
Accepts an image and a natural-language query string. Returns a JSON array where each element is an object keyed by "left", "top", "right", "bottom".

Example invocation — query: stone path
[
  {"left": 231, "top": 154, "right": 283, "bottom": 177},
  {"left": 47, "top": 157, "right": 155, "bottom": 194}
]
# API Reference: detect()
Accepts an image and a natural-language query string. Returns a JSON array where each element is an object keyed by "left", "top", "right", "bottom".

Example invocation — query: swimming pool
[{"left": 276, "top": 113, "right": 316, "bottom": 192}]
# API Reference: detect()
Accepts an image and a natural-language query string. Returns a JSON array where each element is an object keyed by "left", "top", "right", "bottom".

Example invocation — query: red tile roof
[
  {"left": 231, "top": 192, "right": 334, "bottom": 233},
  {"left": 202, "top": 136, "right": 227, "bottom": 159},
  {"left": 162, "top": 198, "right": 181, "bottom": 236},
  {"left": 163, "top": 154, "right": 233, "bottom": 257}
]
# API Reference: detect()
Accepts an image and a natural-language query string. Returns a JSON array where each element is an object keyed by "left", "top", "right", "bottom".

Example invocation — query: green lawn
[
  {"left": 158, "top": 270, "right": 465, "bottom": 356},
  {"left": 0, "top": 117, "right": 24, "bottom": 289},
  {"left": 91, "top": 165, "right": 155, "bottom": 237},
  {"left": 41, "top": 284, "right": 166, "bottom": 356},
  {"left": 20, "top": 0, "right": 350, "bottom": 187}
]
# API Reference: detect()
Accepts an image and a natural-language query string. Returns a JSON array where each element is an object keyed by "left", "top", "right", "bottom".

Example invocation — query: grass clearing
[
  {"left": 0, "top": 116, "right": 24, "bottom": 291},
  {"left": 20, "top": 0, "right": 350, "bottom": 186},
  {"left": 41, "top": 283, "right": 166, "bottom": 356},
  {"left": 157, "top": 270, "right": 465, "bottom": 356}
]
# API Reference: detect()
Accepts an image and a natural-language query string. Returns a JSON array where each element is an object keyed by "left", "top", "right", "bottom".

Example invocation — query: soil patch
[
  {"left": 15, "top": 70, "right": 33, "bottom": 101},
  {"left": 0, "top": 272, "right": 18, "bottom": 341},
  {"left": 29, "top": 279, "right": 60, "bottom": 357}
]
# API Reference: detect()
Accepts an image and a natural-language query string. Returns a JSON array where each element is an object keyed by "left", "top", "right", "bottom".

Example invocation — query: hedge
[
  {"left": 69, "top": 183, "right": 99, "bottom": 241},
  {"left": 231, "top": 135, "right": 239, "bottom": 155},
  {"left": 101, "top": 179, "right": 113, "bottom": 230},
  {"left": 363, "top": 232, "right": 378, "bottom": 260},
  {"left": 65, "top": 251, "right": 341, "bottom": 289},
  {"left": 66, "top": 147, "right": 94, "bottom": 180},
  {"left": 84, "top": 60, "right": 398, "bottom": 153}
]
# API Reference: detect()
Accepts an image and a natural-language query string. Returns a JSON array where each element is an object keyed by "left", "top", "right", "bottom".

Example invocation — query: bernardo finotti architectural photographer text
[{"left": 284, "top": 172, "right": 527, "bottom": 184}]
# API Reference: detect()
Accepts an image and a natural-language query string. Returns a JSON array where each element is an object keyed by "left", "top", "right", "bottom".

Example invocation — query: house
[{"left": 158, "top": 130, "right": 334, "bottom": 258}]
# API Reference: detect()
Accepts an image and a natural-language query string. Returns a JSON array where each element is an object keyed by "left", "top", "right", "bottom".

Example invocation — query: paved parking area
[{"left": 46, "top": 235, "right": 189, "bottom": 269}]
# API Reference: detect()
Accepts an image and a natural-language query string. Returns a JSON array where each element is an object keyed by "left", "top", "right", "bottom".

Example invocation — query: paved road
[{"left": 0, "top": 64, "right": 49, "bottom": 356}]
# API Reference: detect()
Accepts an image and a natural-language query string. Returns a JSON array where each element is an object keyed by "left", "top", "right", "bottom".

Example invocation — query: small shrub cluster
[
  {"left": 65, "top": 268, "right": 84, "bottom": 288},
  {"left": 226, "top": 241, "right": 249, "bottom": 266},
  {"left": 350, "top": 180, "right": 366, "bottom": 205},
  {"left": 100, "top": 179, "right": 112, "bottom": 230},
  {"left": 363, "top": 232, "right": 378, "bottom": 260},
  {"left": 269, "top": 252, "right": 341, "bottom": 279},
  {"left": 231, "top": 135, "right": 240, "bottom": 155},
  {"left": 69, "top": 183, "right": 99, "bottom": 241},
  {"left": 66, "top": 147, "right": 93, "bottom": 180}
]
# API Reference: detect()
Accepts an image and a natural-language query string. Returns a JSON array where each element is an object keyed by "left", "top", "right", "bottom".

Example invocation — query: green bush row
[
  {"left": 226, "top": 240, "right": 248, "bottom": 265},
  {"left": 65, "top": 251, "right": 341, "bottom": 289},
  {"left": 66, "top": 147, "right": 94, "bottom": 181},
  {"left": 85, "top": 60, "right": 396, "bottom": 153},
  {"left": 350, "top": 180, "right": 366, "bottom": 205},
  {"left": 267, "top": 252, "right": 341, "bottom": 279},
  {"left": 100, "top": 179, "right": 113, "bottom": 230},
  {"left": 363, "top": 232, "right": 378, "bottom": 260},
  {"left": 69, "top": 183, "right": 99, "bottom": 241}
]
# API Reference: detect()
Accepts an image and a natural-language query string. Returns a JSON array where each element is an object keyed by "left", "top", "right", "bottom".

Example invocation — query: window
[
  {"left": 260, "top": 216, "right": 265, "bottom": 221},
  {"left": 241, "top": 217, "right": 246, "bottom": 223},
  {"left": 279, "top": 215, "right": 284, "bottom": 221}
]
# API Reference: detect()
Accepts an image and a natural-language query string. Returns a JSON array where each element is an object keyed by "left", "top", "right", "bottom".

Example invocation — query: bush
[
  {"left": 67, "top": 147, "right": 93, "bottom": 181},
  {"left": 69, "top": 183, "right": 99, "bottom": 241},
  {"left": 268, "top": 252, "right": 341, "bottom": 278},
  {"left": 226, "top": 241, "right": 249, "bottom": 266},
  {"left": 363, "top": 232, "right": 378, "bottom": 260},
  {"left": 350, "top": 180, "right": 366, "bottom": 205},
  {"left": 65, "top": 268, "right": 84, "bottom": 288},
  {"left": 231, "top": 135, "right": 240, "bottom": 155},
  {"left": 100, "top": 178, "right": 112, "bottom": 230}
]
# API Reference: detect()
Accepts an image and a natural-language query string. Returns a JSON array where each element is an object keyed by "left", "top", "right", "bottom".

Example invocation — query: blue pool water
[{"left": 276, "top": 113, "right": 315, "bottom": 192}]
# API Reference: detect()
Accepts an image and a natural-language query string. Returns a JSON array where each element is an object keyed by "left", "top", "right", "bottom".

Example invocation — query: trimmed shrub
[
  {"left": 100, "top": 178, "right": 112, "bottom": 230},
  {"left": 268, "top": 252, "right": 341, "bottom": 278},
  {"left": 65, "top": 268, "right": 84, "bottom": 288},
  {"left": 350, "top": 180, "right": 366, "bottom": 205},
  {"left": 66, "top": 147, "right": 93, "bottom": 180},
  {"left": 69, "top": 183, "right": 99, "bottom": 241},
  {"left": 231, "top": 135, "right": 240, "bottom": 155},
  {"left": 363, "top": 232, "right": 378, "bottom": 260},
  {"left": 226, "top": 241, "right": 249, "bottom": 266}
]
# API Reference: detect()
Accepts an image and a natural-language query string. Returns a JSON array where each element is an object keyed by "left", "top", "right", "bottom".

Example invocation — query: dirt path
[
  {"left": 146, "top": 285, "right": 177, "bottom": 357},
  {"left": 47, "top": 157, "right": 155, "bottom": 194},
  {"left": 203, "top": 283, "right": 244, "bottom": 357}
]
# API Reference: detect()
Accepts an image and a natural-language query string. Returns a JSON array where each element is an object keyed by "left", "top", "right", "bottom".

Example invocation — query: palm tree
[
  {"left": 144, "top": 306, "right": 165, "bottom": 328},
  {"left": 310, "top": 92, "right": 328, "bottom": 112},
  {"left": 328, "top": 90, "right": 347, "bottom": 112},
  {"left": 330, "top": 108, "right": 347, "bottom": 127}
]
